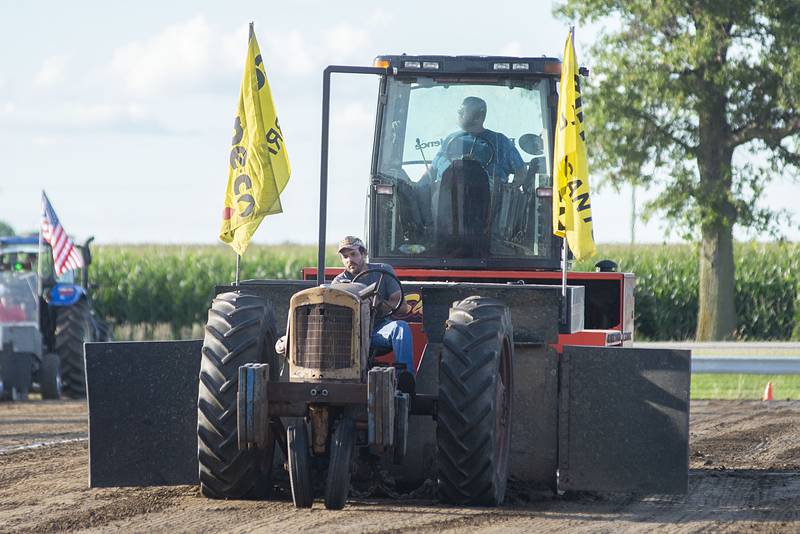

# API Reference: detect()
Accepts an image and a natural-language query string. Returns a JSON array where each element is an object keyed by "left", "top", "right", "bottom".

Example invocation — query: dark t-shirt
[{"left": 333, "top": 263, "right": 401, "bottom": 321}]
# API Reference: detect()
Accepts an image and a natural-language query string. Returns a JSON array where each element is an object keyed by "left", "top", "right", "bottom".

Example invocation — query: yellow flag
[
  {"left": 552, "top": 29, "right": 595, "bottom": 260},
  {"left": 219, "top": 24, "right": 291, "bottom": 255}
]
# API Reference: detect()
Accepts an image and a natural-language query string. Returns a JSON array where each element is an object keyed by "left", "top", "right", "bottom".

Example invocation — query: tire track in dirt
[
  {"left": 0, "top": 400, "right": 798, "bottom": 532},
  {"left": 17, "top": 486, "right": 194, "bottom": 534}
]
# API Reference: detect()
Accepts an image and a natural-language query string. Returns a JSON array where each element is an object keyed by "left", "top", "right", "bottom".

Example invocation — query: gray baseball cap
[{"left": 337, "top": 236, "right": 365, "bottom": 253}]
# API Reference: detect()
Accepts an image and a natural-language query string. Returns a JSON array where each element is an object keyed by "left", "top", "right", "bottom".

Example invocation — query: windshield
[
  {"left": 0, "top": 272, "right": 38, "bottom": 324},
  {"left": 373, "top": 76, "right": 554, "bottom": 261},
  {"left": 0, "top": 243, "right": 75, "bottom": 284}
]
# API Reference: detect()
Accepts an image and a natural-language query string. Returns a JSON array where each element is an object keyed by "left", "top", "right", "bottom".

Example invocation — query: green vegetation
[
  {"left": 574, "top": 242, "right": 800, "bottom": 340},
  {"left": 557, "top": 1, "right": 800, "bottom": 340},
  {"left": 692, "top": 374, "right": 800, "bottom": 400},
  {"left": 91, "top": 243, "right": 338, "bottom": 336},
  {"left": 90, "top": 242, "right": 800, "bottom": 401},
  {"left": 91, "top": 241, "right": 800, "bottom": 341}
]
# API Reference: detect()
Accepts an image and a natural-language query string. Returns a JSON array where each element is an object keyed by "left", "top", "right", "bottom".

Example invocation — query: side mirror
[{"left": 595, "top": 259, "right": 618, "bottom": 273}]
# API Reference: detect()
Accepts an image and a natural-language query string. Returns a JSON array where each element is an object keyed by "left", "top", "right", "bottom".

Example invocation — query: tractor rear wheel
[
  {"left": 55, "top": 299, "right": 94, "bottom": 397},
  {"left": 40, "top": 352, "right": 62, "bottom": 400},
  {"left": 437, "top": 296, "right": 514, "bottom": 505},
  {"left": 287, "top": 422, "right": 314, "bottom": 508},
  {"left": 324, "top": 415, "right": 354, "bottom": 510},
  {"left": 197, "top": 290, "right": 278, "bottom": 499}
]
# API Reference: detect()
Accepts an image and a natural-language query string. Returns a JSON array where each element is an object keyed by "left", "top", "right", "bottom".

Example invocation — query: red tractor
[{"left": 85, "top": 55, "right": 690, "bottom": 509}]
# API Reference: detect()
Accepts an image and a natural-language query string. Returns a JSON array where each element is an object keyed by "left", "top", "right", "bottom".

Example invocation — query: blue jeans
[{"left": 371, "top": 318, "right": 414, "bottom": 374}]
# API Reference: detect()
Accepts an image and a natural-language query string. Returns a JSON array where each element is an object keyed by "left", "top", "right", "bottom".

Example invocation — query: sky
[{"left": 1, "top": 0, "right": 798, "bottom": 246}]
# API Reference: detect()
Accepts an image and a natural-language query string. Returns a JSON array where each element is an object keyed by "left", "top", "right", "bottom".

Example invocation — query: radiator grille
[{"left": 294, "top": 303, "right": 353, "bottom": 370}]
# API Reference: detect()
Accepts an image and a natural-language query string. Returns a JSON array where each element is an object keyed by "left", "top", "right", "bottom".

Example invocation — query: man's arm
[
  {"left": 512, "top": 164, "right": 528, "bottom": 186},
  {"left": 506, "top": 138, "right": 529, "bottom": 188}
]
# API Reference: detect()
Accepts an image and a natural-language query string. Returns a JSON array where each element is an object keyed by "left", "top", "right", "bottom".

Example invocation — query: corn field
[{"left": 91, "top": 242, "right": 800, "bottom": 341}]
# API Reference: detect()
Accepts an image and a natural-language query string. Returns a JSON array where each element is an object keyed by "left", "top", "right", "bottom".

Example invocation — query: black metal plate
[
  {"left": 419, "top": 282, "right": 581, "bottom": 343},
  {"left": 558, "top": 346, "right": 690, "bottom": 494},
  {"left": 85, "top": 340, "right": 202, "bottom": 487}
]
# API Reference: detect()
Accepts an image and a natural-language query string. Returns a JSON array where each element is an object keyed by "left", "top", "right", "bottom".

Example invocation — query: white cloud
[
  {"left": 367, "top": 8, "right": 391, "bottom": 27},
  {"left": 1, "top": 102, "right": 15, "bottom": 115},
  {"left": 107, "top": 15, "right": 241, "bottom": 96},
  {"left": 96, "top": 17, "right": 375, "bottom": 98},
  {"left": 500, "top": 41, "right": 524, "bottom": 57},
  {"left": 64, "top": 102, "right": 146, "bottom": 124},
  {"left": 257, "top": 24, "right": 374, "bottom": 79},
  {"left": 33, "top": 55, "right": 69, "bottom": 88},
  {"left": 32, "top": 135, "right": 58, "bottom": 146},
  {"left": 324, "top": 25, "right": 369, "bottom": 58},
  {"left": 5, "top": 100, "right": 168, "bottom": 135},
  {"left": 332, "top": 101, "right": 373, "bottom": 129},
  {"left": 266, "top": 30, "right": 316, "bottom": 76}
]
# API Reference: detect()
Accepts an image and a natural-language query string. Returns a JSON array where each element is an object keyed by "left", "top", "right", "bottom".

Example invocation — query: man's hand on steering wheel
[{"left": 352, "top": 268, "right": 405, "bottom": 316}]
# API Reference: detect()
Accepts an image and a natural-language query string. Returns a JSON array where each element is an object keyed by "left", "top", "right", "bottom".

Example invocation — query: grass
[{"left": 692, "top": 374, "right": 800, "bottom": 400}]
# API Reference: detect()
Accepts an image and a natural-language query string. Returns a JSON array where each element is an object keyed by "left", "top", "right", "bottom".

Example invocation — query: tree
[
  {"left": 0, "top": 220, "right": 14, "bottom": 236},
  {"left": 557, "top": 0, "right": 800, "bottom": 340}
]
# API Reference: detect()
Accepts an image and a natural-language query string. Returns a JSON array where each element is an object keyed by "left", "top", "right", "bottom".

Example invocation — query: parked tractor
[
  {"left": 85, "top": 55, "right": 691, "bottom": 509},
  {"left": 0, "top": 235, "right": 108, "bottom": 399}
]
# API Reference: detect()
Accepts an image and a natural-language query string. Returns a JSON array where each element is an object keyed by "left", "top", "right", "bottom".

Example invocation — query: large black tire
[
  {"left": 287, "top": 423, "right": 314, "bottom": 508},
  {"left": 324, "top": 416, "right": 354, "bottom": 510},
  {"left": 437, "top": 296, "right": 514, "bottom": 505},
  {"left": 40, "top": 352, "right": 62, "bottom": 400},
  {"left": 54, "top": 299, "right": 94, "bottom": 397},
  {"left": 198, "top": 290, "right": 277, "bottom": 499}
]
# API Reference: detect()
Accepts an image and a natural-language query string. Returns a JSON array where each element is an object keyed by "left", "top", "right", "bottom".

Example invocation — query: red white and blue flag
[{"left": 41, "top": 191, "right": 84, "bottom": 276}]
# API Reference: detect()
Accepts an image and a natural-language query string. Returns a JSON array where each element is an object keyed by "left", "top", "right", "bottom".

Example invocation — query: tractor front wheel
[
  {"left": 54, "top": 300, "right": 94, "bottom": 397},
  {"left": 39, "top": 352, "right": 62, "bottom": 400},
  {"left": 197, "top": 290, "right": 277, "bottom": 499},
  {"left": 287, "top": 422, "right": 314, "bottom": 508},
  {"left": 437, "top": 296, "right": 514, "bottom": 505},
  {"left": 324, "top": 415, "right": 354, "bottom": 510}
]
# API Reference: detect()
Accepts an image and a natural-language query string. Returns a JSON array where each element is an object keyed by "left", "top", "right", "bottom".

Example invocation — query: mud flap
[
  {"left": 85, "top": 340, "right": 202, "bottom": 487},
  {"left": 558, "top": 346, "right": 690, "bottom": 494}
]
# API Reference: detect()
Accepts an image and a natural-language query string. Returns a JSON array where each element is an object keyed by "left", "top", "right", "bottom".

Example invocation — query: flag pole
[
  {"left": 563, "top": 24, "right": 574, "bottom": 301},
  {"left": 561, "top": 241, "right": 567, "bottom": 297},
  {"left": 37, "top": 191, "right": 45, "bottom": 298},
  {"left": 233, "top": 22, "right": 250, "bottom": 289}
]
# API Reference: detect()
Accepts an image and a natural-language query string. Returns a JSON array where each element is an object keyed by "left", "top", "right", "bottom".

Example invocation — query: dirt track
[{"left": 1, "top": 400, "right": 798, "bottom": 533}]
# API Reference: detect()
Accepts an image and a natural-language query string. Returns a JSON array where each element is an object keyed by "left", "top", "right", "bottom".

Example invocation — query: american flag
[{"left": 41, "top": 191, "right": 84, "bottom": 276}]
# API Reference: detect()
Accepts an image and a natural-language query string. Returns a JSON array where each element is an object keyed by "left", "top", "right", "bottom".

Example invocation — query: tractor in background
[
  {"left": 0, "top": 235, "right": 109, "bottom": 399},
  {"left": 85, "top": 55, "right": 691, "bottom": 509}
]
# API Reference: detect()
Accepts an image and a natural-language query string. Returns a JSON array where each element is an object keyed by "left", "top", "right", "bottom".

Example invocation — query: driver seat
[{"left": 433, "top": 159, "right": 491, "bottom": 257}]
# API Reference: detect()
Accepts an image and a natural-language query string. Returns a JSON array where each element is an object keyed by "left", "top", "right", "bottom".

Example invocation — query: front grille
[{"left": 294, "top": 303, "right": 353, "bottom": 370}]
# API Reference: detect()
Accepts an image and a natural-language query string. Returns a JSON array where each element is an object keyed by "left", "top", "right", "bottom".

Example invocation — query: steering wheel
[
  {"left": 443, "top": 132, "right": 496, "bottom": 171},
  {"left": 352, "top": 268, "right": 405, "bottom": 315}
]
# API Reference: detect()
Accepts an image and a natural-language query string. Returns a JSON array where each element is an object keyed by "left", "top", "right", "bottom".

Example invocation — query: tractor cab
[{"left": 368, "top": 55, "right": 560, "bottom": 269}]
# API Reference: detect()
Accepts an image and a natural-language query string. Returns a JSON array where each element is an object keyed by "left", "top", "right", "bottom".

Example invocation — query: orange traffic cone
[{"left": 762, "top": 381, "right": 773, "bottom": 401}]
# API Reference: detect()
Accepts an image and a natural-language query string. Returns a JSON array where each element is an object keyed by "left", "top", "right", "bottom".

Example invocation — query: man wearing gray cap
[{"left": 332, "top": 236, "right": 415, "bottom": 377}]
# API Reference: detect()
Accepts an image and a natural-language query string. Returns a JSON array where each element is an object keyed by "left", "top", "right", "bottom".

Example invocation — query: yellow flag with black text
[
  {"left": 552, "top": 29, "right": 595, "bottom": 260},
  {"left": 219, "top": 24, "right": 291, "bottom": 255}
]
